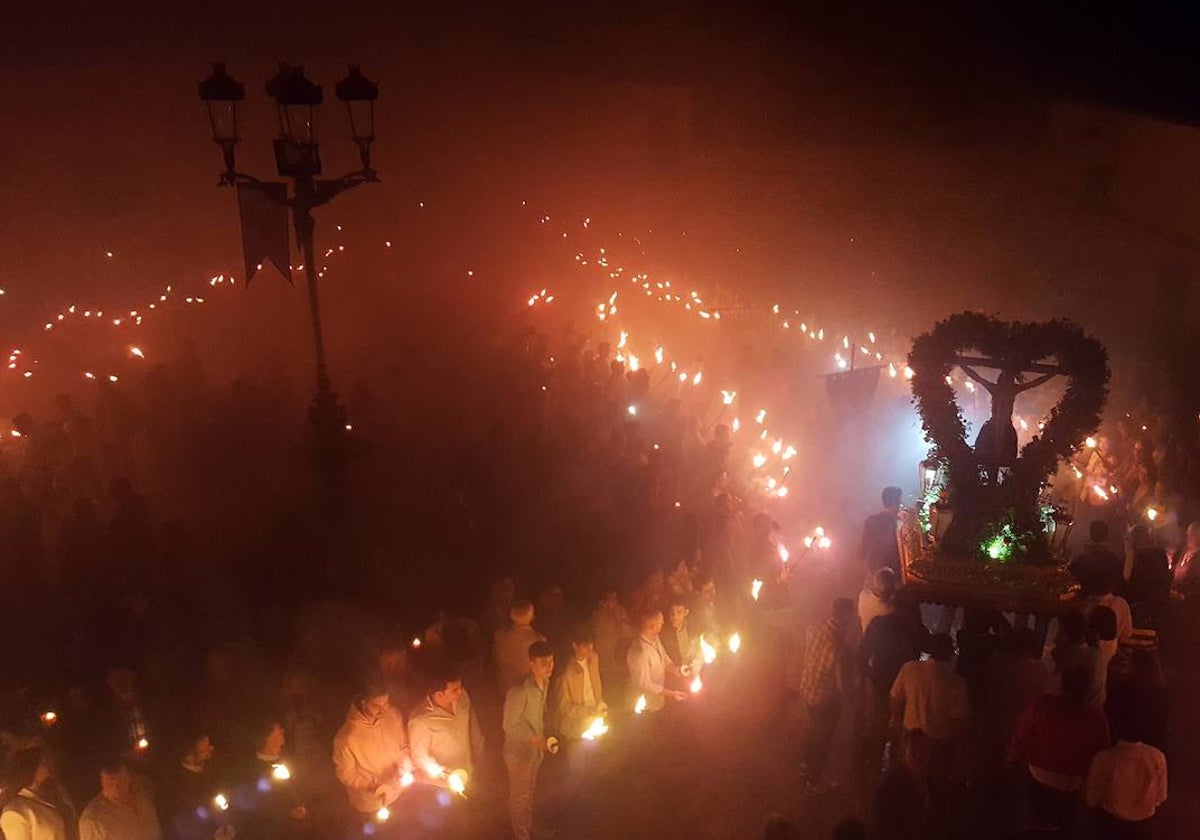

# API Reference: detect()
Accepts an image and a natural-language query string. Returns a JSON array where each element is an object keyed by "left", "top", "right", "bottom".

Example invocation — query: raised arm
[
  {"left": 959, "top": 366, "right": 994, "bottom": 393},
  {"left": 1014, "top": 372, "right": 1057, "bottom": 394}
]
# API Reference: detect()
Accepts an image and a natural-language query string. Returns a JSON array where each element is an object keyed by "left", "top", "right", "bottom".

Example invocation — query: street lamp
[
  {"left": 336, "top": 64, "right": 378, "bottom": 173},
  {"left": 266, "top": 63, "right": 323, "bottom": 177},
  {"left": 198, "top": 63, "right": 245, "bottom": 181},
  {"left": 198, "top": 62, "right": 380, "bottom": 494}
]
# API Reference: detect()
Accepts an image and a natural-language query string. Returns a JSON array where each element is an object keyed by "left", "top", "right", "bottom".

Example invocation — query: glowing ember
[
  {"left": 213, "top": 794, "right": 229, "bottom": 812},
  {"left": 39, "top": 711, "right": 58, "bottom": 726},
  {"left": 412, "top": 637, "right": 422, "bottom": 648},
  {"left": 136, "top": 737, "right": 150, "bottom": 751},
  {"left": 1147, "top": 507, "right": 1159, "bottom": 522},
  {"left": 1086, "top": 436, "right": 1098, "bottom": 449}
]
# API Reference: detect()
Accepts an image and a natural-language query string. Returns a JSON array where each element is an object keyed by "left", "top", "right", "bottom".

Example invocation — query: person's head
[
  {"left": 639, "top": 609, "right": 665, "bottom": 637},
  {"left": 98, "top": 757, "right": 133, "bottom": 802},
  {"left": 528, "top": 641, "right": 554, "bottom": 681},
  {"left": 881, "top": 486, "right": 902, "bottom": 512},
  {"left": 667, "top": 599, "right": 689, "bottom": 630},
  {"left": 1088, "top": 520, "right": 1110, "bottom": 544},
  {"left": 428, "top": 672, "right": 465, "bottom": 713},
  {"left": 870, "top": 567, "right": 897, "bottom": 599},
  {"left": 1130, "top": 524, "right": 1154, "bottom": 553},
  {"left": 926, "top": 633, "right": 955, "bottom": 663},
  {"left": 253, "top": 719, "right": 286, "bottom": 758},
  {"left": 695, "top": 575, "right": 717, "bottom": 603},
  {"left": 1007, "top": 627, "right": 1041, "bottom": 659},
  {"left": 1058, "top": 612, "right": 1088, "bottom": 645},
  {"left": 106, "top": 667, "right": 139, "bottom": 706},
  {"left": 569, "top": 624, "right": 595, "bottom": 661},
  {"left": 354, "top": 677, "right": 391, "bottom": 724},
  {"left": 832, "top": 597, "right": 856, "bottom": 634},
  {"left": 8, "top": 747, "right": 52, "bottom": 791},
  {"left": 1060, "top": 666, "right": 1091, "bottom": 704},
  {"left": 509, "top": 599, "right": 535, "bottom": 627},
  {"left": 1090, "top": 605, "right": 1118, "bottom": 642},
  {"left": 183, "top": 731, "right": 215, "bottom": 768}
]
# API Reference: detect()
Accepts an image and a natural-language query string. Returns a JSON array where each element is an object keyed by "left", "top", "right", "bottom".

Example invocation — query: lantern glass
[
  {"left": 278, "top": 103, "right": 317, "bottom": 144},
  {"left": 345, "top": 99, "right": 374, "bottom": 142},
  {"left": 206, "top": 100, "right": 239, "bottom": 143}
]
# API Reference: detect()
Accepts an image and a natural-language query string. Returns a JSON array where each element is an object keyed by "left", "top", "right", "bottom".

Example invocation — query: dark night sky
[
  {"left": 1, "top": 3, "right": 1195, "bottom": 124},
  {"left": 0, "top": 1, "right": 1195, "bottom": 408}
]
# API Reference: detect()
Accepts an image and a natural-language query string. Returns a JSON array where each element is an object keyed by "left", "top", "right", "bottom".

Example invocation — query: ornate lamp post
[{"left": 198, "top": 62, "right": 379, "bottom": 493}]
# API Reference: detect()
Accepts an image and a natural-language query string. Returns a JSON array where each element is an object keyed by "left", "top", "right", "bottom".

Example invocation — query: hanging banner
[{"left": 236, "top": 182, "right": 291, "bottom": 285}]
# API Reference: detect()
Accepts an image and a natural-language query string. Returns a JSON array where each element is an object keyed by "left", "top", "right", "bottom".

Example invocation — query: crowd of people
[{"left": 2, "top": 315, "right": 1199, "bottom": 840}]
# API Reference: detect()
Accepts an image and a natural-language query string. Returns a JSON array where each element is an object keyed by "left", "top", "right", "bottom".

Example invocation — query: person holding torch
[
  {"left": 332, "top": 677, "right": 413, "bottom": 816},
  {"left": 503, "top": 641, "right": 556, "bottom": 840},
  {"left": 553, "top": 624, "right": 608, "bottom": 785}
]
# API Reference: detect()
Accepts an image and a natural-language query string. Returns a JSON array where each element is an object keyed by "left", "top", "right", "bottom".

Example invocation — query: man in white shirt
[
  {"left": 408, "top": 669, "right": 484, "bottom": 782},
  {"left": 890, "top": 633, "right": 969, "bottom": 791},
  {"left": 79, "top": 758, "right": 162, "bottom": 840},
  {"left": 856, "top": 568, "right": 896, "bottom": 643},
  {"left": 1084, "top": 710, "right": 1168, "bottom": 838},
  {"left": 626, "top": 610, "right": 686, "bottom": 712},
  {"left": 332, "top": 679, "right": 413, "bottom": 813}
]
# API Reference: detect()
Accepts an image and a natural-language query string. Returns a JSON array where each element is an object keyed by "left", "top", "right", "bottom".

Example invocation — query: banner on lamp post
[{"left": 236, "top": 182, "right": 291, "bottom": 285}]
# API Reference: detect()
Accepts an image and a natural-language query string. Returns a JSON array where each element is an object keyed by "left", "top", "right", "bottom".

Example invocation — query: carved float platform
[{"left": 900, "top": 526, "right": 1080, "bottom": 615}]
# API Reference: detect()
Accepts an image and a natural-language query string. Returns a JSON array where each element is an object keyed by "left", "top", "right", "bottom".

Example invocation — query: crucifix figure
[{"left": 956, "top": 355, "right": 1060, "bottom": 483}]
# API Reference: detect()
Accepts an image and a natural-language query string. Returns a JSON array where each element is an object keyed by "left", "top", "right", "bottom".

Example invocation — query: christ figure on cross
[{"left": 959, "top": 361, "right": 1058, "bottom": 482}]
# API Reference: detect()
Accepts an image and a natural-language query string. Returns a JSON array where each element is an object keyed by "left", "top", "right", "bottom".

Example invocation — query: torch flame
[
  {"left": 690, "top": 676, "right": 702, "bottom": 694},
  {"left": 700, "top": 636, "right": 717, "bottom": 664},
  {"left": 376, "top": 807, "right": 391, "bottom": 821},
  {"left": 634, "top": 695, "right": 648, "bottom": 715},
  {"left": 271, "top": 764, "right": 291, "bottom": 781},
  {"left": 447, "top": 769, "right": 469, "bottom": 796},
  {"left": 214, "top": 794, "right": 229, "bottom": 812},
  {"left": 778, "top": 544, "right": 790, "bottom": 563},
  {"left": 728, "top": 632, "right": 742, "bottom": 654},
  {"left": 751, "top": 579, "right": 763, "bottom": 601},
  {"left": 400, "top": 771, "right": 415, "bottom": 788},
  {"left": 581, "top": 716, "right": 610, "bottom": 740}
]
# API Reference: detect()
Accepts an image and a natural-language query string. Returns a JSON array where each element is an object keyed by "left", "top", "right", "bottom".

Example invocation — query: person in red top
[{"left": 1008, "top": 666, "right": 1111, "bottom": 832}]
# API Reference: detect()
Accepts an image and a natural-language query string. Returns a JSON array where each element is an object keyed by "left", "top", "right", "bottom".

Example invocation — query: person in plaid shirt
[{"left": 798, "top": 597, "right": 857, "bottom": 794}]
